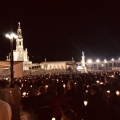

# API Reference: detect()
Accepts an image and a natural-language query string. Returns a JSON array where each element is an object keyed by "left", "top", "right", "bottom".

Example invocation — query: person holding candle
[
  {"left": 65, "top": 80, "right": 77, "bottom": 112},
  {"left": 9, "top": 82, "right": 21, "bottom": 120},
  {"left": 35, "top": 86, "right": 52, "bottom": 120},
  {"left": 85, "top": 84, "right": 108, "bottom": 120},
  {"left": 50, "top": 87, "right": 67, "bottom": 120}
]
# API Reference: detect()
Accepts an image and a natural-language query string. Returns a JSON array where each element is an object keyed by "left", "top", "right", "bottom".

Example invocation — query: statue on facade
[{"left": 81, "top": 51, "right": 87, "bottom": 73}]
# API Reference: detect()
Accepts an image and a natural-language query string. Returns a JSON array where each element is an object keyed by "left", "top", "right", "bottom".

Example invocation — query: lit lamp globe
[
  {"left": 111, "top": 58, "right": 114, "bottom": 61},
  {"left": 104, "top": 59, "right": 107, "bottom": 63},
  {"left": 96, "top": 59, "right": 100, "bottom": 63}
]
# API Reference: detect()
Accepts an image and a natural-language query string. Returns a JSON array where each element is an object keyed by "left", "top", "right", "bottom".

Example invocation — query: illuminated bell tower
[
  {"left": 16, "top": 22, "right": 23, "bottom": 51},
  {"left": 15, "top": 22, "right": 24, "bottom": 61}
]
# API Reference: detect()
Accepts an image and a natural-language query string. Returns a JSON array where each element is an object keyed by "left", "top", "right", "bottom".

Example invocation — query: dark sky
[{"left": 0, "top": 1, "right": 120, "bottom": 63}]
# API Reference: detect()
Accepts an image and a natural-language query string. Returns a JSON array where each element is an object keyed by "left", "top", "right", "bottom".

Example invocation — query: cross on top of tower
[
  {"left": 18, "top": 22, "right": 21, "bottom": 29},
  {"left": 17, "top": 22, "right": 22, "bottom": 38}
]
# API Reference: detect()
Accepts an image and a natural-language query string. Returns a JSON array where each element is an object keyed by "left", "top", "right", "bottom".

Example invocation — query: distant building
[{"left": 6, "top": 22, "right": 32, "bottom": 70}]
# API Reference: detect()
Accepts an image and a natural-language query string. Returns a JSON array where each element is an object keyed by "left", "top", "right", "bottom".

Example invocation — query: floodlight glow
[
  {"left": 111, "top": 58, "right": 114, "bottom": 61},
  {"left": 5, "top": 34, "right": 9, "bottom": 38},
  {"left": 5, "top": 33, "right": 18, "bottom": 39},
  {"left": 104, "top": 59, "right": 107, "bottom": 63},
  {"left": 96, "top": 59, "right": 100, "bottom": 63},
  {"left": 87, "top": 59, "right": 92, "bottom": 63}
]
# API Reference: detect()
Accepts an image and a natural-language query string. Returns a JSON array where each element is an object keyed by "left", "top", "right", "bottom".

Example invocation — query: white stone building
[{"left": 6, "top": 22, "right": 32, "bottom": 70}]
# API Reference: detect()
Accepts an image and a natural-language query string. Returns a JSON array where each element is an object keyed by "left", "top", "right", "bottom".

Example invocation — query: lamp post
[{"left": 6, "top": 33, "right": 18, "bottom": 82}]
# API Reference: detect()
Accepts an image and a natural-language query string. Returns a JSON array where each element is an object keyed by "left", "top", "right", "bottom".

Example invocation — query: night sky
[{"left": 0, "top": 1, "right": 120, "bottom": 63}]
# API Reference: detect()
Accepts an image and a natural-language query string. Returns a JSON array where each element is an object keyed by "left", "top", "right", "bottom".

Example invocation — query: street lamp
[
  {"left": 5, "top": 33, "right": 18, "bottom": 82},
  {"left": 96, "top": 59, "right": 100, "bottom": 63}
]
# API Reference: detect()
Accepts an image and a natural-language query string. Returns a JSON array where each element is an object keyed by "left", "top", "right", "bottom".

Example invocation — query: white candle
[
  {"left": 23, "top": 92, "right": 26, "bottom": 96},
  {"left": 63, "top": 84, "right": 66, "bottom": 88},
  {"left": 107, "top": 90, "right": 110, "bottom": 93},
  {"left": 100, "top": 82, "right": 103, "bottom": 84},
  {"left": 84, "top": 101, "right": 88, "bottom": 106},
  {"left": 87, "top": 85, "right": 89, "bottom": 88},
  {"left": 57, "top": 79, "right": 59, "bottom": 83},
  {"left": 116, "top": 91, "right": 120, "bottom": 96},
  {"left": 21, "top": 83, "right": 23, "bottom": 87},
  {"left": 96, "top": 80, "right": 99, "bottom": 84},
  {"left": 86, "top": 90, "right": 88, "bottom": 93},
  {"left": 52, "top": 117, "right": 56, "bottom": 120}
]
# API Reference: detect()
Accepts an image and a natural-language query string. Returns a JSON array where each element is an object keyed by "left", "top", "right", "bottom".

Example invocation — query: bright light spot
[
  {"left": 116, "top": 91, "right": 120, "bottom": 96},
  {"left": 84, "top": 101, "right": 88, "bottom": 106},
  {"left": 5, "top": 33, "right": 18, "bottom": 39},
  {"left": 111, "top": 58, "right": 114, "bottom": 61},
  {"left": 87, "top": 59, "right": 92, "bottom": 63},
  {"left": 107, "top": 90, "right": 110, "bottom": 93},
  {"left": 6, "top": 34, "right": 9, "bottom": 38},
  {"left": 77, "top": 66, "right": 82, "bottom": 70},
  {"left": 96, "top": 59, "right": 100, "bottom": 63},
  {"left": 104, "top": 59, "right": 107, "bottom": 63}
]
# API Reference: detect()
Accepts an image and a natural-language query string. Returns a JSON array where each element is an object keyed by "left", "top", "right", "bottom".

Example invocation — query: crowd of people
[{"left": 0, "top": 71, "right": 120, "bottom": 120}]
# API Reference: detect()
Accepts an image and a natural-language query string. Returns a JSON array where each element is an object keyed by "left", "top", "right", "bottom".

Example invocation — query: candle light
[
  {"left": 10, "top": 91, "right": 12, "bottom": 93},
  {"left": 84, "top": 100, "right": 88, "bottom": 106},
  {"left": 86, "top": 90, "right": 88, "bottom": 93},
  {"left": 57, "top": 79, "right": 59, "bottom": 83},
  {"left": 107, "top": 90, "right": 110, "bottom": 94},
  {"left": 22, "top": 92, "right": 26, "bottom": 96},
  {"left": 63, "top": 84, "right": 66, "bottom": 88},
  {"left": 30, "top": 85, "right": 32, "bottom": 88},
  {"left": 87, "top": 85, "right": 89, "bottom": 88},
  {"left": 52, "top": 117, "right": 56, "bottom": 120},
  {"left": 111, "top": 75, "right": 114, "bottom": 78},
  {"left": 21, "top": 83, "right": 23, "bottom": 87},
  {"left": 100, "top": 82, "right": 103, "bottom": 84},
  {"left": 116, "top": 91, "right": 120, "bottom": 96},
  {"left": 96, "top": 80, "right": 100, "bottom": 84},
  {"left": 74, "top": 82, "right": 76, "bottom": 85},
  {"left": 45, "top": 85, "right": 48, "bottom": 88}
]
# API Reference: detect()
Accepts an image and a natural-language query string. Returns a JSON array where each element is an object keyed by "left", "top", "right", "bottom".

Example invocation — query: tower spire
[
  {"left": 17, "top": 22, "right": 22, "bottom": 38},
  {"left": 18, "top": 22, "right": 21, "bottom": 29}
]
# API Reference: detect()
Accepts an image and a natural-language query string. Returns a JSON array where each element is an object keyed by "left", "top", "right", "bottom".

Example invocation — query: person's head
[
  {"left": 0, "top": 80, "right": 7, "bottom": 89},
  {"left": 62, "top": 109, "right": 77, "bottom": 120},
  {"left": 90, "top": 84, "right": 101, "bottom": 95},
  {"left": 39, "top": 86, "right": 45, "bottom": 94},
  {"left": 10, "top": 82, "right": 15, "bottom": 88},
  {"left": 60, "top": 103, "right": 71, "bottom": 113},
  {"left": 67, "top": 80, "right": 74, "bottom": 89},
  {"left": 56, "top": 87, "right": 63, "bottom": 96}
]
